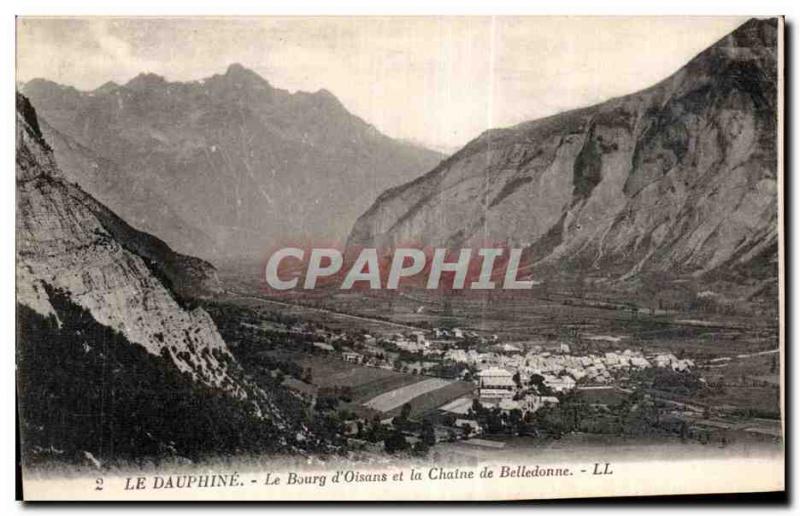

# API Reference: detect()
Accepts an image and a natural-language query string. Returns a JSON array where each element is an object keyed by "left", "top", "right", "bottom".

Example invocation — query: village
[{"left": 261, "top": 319, "right": 701, "bottom": 455}]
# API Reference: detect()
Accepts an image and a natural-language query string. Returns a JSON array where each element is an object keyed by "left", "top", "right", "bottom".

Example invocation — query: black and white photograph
[{"left": 12, "top": 11, "right": 786, "bottom": 502}]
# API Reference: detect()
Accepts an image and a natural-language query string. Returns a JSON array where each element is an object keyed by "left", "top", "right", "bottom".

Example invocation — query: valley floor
[{"left": 200, "top": 269, "right": 783, "bottom": 463}]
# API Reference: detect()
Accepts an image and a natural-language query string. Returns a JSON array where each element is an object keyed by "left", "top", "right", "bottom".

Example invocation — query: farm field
[
  {"left": 382, "top": 380, "right": 475, "bottom": 418},
  {"left": 363, "top": 378, "right": 453, "bottom": 412},
  {"left": 221, "top": 271, "right": 778, "bottom": 360},
  {"left": 693, "top": 352, "right": 782, "bottom": 417},
  {"left": 260, "top": 350, "right": 475, "bottom": 419},
  {"left": 440, "top": 396, "right": 473, "bottom": 414},
  {"left": 264, "top": 350, "right": 422, "bottom": 395},
  {"left": 295, "top": 355, "right": 415, "bottom": 390},
  {"left": 575, "top": 386, "right": 628, "bottom": 406}
]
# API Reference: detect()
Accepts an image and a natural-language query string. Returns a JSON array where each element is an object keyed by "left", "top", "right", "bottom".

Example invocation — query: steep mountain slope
[
  {"left": 22, "top": 65, "right": 443, "bottom": 260},
  {"left": 36, "top": 117, "right": 219, "bottom": 259},
  {"left": 15, "top": 94, "right": 313, "bottom": 463},
  {"left": 349, "top": 18, "right": 779, "bottom": 283}
]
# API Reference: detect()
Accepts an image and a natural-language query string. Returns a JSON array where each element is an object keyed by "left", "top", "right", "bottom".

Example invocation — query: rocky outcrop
[
  {"left": 22, "top": 65, "right": 444, "bottom": 260},
  {"left": 349, "top": 18, "right": 779, "bottom": 282},
  {"left": 17, "top": 94, "right": 325, "bottom": 462},
  {"left": 17, "top": 93, "right": 259, "bottom": 399},
  {"left": 37, "top": 117, "right": 223, "bottom": 299}
]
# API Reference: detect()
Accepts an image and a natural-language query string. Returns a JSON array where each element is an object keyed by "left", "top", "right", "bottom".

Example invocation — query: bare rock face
[
  {"left": 17, "top": 93, "right": 241, "bottom": 393},
  {"left": 35, "top": 118, "right": 220, "bottom": 263},
  {"left": 349, "top": 18, "right": 779, "bottom": 282},
  {"left": 22, "top": 64, "right": 444, "bottom": 261}
]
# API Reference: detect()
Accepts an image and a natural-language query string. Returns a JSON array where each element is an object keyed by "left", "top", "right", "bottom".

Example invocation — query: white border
[{"left": 3, "top": 0, "right": 797, "bottom": 513}]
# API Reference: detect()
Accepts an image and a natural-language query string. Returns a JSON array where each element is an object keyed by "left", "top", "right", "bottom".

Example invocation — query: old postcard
[{"left": 15, "top": 15, "right": 784, "bottom": 501}]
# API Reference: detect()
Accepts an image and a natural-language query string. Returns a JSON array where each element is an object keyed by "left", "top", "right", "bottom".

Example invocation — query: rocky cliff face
[
  {"left": 15, "top": 93, "right": 291, "bottom": 413},
  {"left": 36, "top": 117, "right": 224, "bottom": 300},
  {"left": 22, "top": 65, "right": 443, "bottom": 260},
  {"left": 349, "top": 18, "right": 779, "bottom": 283},
  {"left": 17, "top": 93, "right": 236, "bottom": 389}
]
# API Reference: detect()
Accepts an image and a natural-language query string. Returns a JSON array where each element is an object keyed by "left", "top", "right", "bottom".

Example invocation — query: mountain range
[
  {"left": 21, "top": 64, "right": 444, "bottom": 261},
  {"left": 349, "top": 18, "right": 779, "bottom": 289}
]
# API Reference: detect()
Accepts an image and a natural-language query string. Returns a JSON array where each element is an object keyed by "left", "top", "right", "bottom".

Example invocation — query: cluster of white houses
[
  {"left": 453, "top": 346, "right": 692, "bottom": 386},
  {"left": 305, "top": 326, "right": 695, "bottom": 416}
]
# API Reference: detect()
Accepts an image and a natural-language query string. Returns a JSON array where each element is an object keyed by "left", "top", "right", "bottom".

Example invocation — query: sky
[{"left": 16, "top": 16, "right": 747, "bottom": 152}]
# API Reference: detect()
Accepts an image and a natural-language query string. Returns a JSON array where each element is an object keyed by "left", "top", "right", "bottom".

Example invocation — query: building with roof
[
  {"left": 342, "top": 351, "right": 363, "bottom": 363},
  {"left": 476, "top": 367, "right": 515, "bottom": 400}
]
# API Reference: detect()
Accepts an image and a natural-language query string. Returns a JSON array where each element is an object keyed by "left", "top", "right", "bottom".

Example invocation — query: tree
[
  {"left": 400, "top": 402, "right": 412, "bottom": 421},
  {"left": 384, "top": 430, "right": 409, "bottom": 453},
  {"left": 486, "top": 407, "right": 504, "bottom": 434},
  {"left": 412, "top": 440, "right": 430, "bottom": 456},
  {"left": 315, "top": 396, "right": 339, "bottom": 412},
  {"left": 508, "top": 409, "right": 523, "bottom": 432},
  {"left": 471, "top": 398, "right": 483, "bottom": 414},
  {"left": 529, "top": 373, "right": 552, "bottom": 395},
  {"left": 421, "top": 419, "right": 436, "bottom": 446}
]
